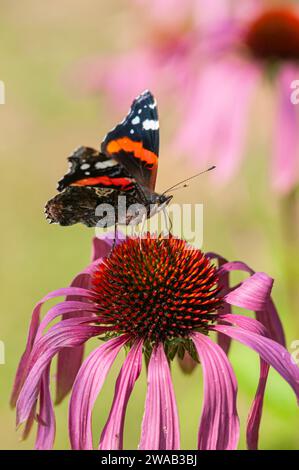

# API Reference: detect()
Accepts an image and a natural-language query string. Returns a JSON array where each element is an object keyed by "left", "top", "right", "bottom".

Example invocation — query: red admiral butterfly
[{"left": 45, "top": 90, "right": 173, "bottom": 228}]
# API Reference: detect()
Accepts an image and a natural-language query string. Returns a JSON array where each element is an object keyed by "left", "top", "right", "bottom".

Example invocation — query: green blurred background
[{"left": 1, "top": 0, "right": 299, "bottom": 449}]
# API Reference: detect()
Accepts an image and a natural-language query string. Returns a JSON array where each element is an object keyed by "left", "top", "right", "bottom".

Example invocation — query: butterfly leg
[
  {"left": 108, "top": 222, "right": 118, "bottom": 256},
  {"left": 139, "top": 212, "right": 147, "bottom": 251},
  {"left": 162, "top": 206, "right": 172, "bottom": 237}
]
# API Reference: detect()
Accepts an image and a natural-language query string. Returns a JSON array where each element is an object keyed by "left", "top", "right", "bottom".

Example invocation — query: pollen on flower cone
[{"left": 92, "top": 234, "right": 222, "bottom": 343}]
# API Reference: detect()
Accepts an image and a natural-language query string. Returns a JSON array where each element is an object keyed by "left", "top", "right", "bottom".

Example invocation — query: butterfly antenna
[
  {"left": 169, "top": 184, "right": 189, "bottom": 193},
  {"left": 162, "top": 165, "right": 216, "bottom": 195}
]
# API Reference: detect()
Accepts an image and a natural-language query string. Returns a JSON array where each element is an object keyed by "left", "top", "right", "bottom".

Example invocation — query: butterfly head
[
  {"left": 148, "top": 192, "right": 171, "bottom": 205},
  {"left": 149, "top": 193, "right": 173, "bottom": 215},
  {"left": 158, "top": 193, "right": 173, "bottom": 205}
]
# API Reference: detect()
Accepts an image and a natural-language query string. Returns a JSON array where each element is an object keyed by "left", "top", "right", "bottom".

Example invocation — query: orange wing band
[
  {"left": 71, "top": 176, "right": 134, "bottom": 190},
  {"left": 106, "top": 137, "right": 158, "bottom": 166}
]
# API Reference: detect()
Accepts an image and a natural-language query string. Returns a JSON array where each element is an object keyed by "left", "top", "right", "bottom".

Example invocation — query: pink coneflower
[
  {"left": 175, "top": 0, "right": 299, "bottom": 194},
  {"left": 77, "top": 0, "right": 299, "bottom": 194},
  {"left": 12, "top": 234, "right": 299, "bottom": 450}
]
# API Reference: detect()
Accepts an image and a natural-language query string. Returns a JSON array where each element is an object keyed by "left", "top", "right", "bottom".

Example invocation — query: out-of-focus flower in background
[
  {"left": 176, "top": 0, "right": 299, "bottom": 194},
  {"left": 12, "top": 235, "right": 299, "bottom": 450},
  {"left": 74, "top": 0, "right": 299, "bottom": 195}
]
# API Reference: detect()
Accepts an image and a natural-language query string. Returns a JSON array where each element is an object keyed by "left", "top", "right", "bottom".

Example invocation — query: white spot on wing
[
  {"left": 130, "top": 129, "right": 134, "bottom": 134},
  {"left": 149, "top": 100, "right": 157, "bottom": 109},
  {"left": 80, "top": 163, "right": 90, "bottom": 170},
  {"left": 131, "top": 116, "right": 140, "bottom": 125},
  {"left": 95, "top": 160, "right": 118, "bottom": 170},
  {"left": 142, "top": 119, "right": 159, "bottom": 130}
]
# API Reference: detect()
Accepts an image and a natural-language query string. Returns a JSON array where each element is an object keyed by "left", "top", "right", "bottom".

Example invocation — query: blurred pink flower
[
  {"left": 176, "top": 1, "right": 299, "bottom": 194},
  {"left": 12, "top": 234, "right": 297, "bottom": 450},
  {"left": 74, "top": 0, "right": 299, "bottom": 194}
]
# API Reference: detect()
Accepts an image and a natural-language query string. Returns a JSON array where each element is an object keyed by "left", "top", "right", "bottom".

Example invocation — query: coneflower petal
[
  {"left": 206, "top": 252, "right": 232, "bottom": 354},
  {"left": 69, "top": 334, "right": 130, "bottom": 450},
  {"left": 219, "top": 261, "right": 285, "bottom": 345},
  {"left": 99, "top": 339, "right": 143, "bottom": 450},
  {"left": 139, "top": 343, "right": 180, "bottom": 450},
  {"left": 35, "top": 366, "right": 55, "bottom": 450},
  {"left": 256, "top": 298, "right": 286, "bottom": 346},
  {"left": 247, "top": 359, "right": 269, "bottom": 450},
  {"left": 214, "top": 322, "right": 299, "bottom": 449},
  {"left": 37, "top": 301, "right": 98, "bottom": 340},
  {"left": 11, "top": 287, "right": 94, "bottom": 408},
  {"left": 192, "top": 332, "right": 239, "bottom": 450},
  {"left": 224, "top": 272, "right": 273, "bottom": 311},
  {"left": 56, "top": 236, "right": 113, "bottom": 403},
  {"left": 16, "top": 317, "right": 105, "bottom": 428},
  {"left": 21, "top": 405, "right": 36, "bottom": 441},
  {"left": 91, "top": 234, "right": 120, "bottom": 260},
  {"left": 218, "top": 313, "right": 267, "bottom": 336},
  {"left": 218, "top": 314, "right": 269, "bottom": 450},
  {"left": 213, "top": 324, "right": 299, "bottom": 401},
  {"left": 56, "top": 273, "right": 97, "bottom": 405}
]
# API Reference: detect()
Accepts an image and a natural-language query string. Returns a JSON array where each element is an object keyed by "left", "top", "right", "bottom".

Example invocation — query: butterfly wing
[
  {"left": 45, "top": 186, "right": 119, "bottom": 227},
  {"left": 57, "top": 146, "right": 136, "bottom": 192},
  {"left": 101, "top": 90, "right": 159, "bottom": 191}
]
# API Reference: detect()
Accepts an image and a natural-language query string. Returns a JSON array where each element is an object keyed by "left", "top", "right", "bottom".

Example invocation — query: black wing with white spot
[
  {"left": 57, "top": 146, "right": 134, "bottom": 191},
  {"left": 101, "top": 90, "right": 159, "bottom": 191}
]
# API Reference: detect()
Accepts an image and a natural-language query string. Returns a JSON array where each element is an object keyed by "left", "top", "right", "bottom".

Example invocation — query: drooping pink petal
[
  {"left": 213, "top": 324, "right": 299, "bottom": 401},
  {"left": 255, "top": 298, "right": 285, "bottom": 346},
  {"left": 218, "top": 313, "right": 266, "bottom": 334},
  {"left": 35, "top": 366, "right": 55, "bottom": 450},
  {"left": 218, "top": 313, "right": 269, "bottom": 450},
  {"left": 99, "top": 340, "right": 143, "bottom": 450},
  {"left": 69, "top": 334, "right": 129, "bottom": 450},
  {"left": 219, "top": 260, "right": 285, "bottom": 345},
  {"left": 271, "top": 64, "right": 299, "bottom": 194},
  {"left": 139, "top": 343, "right": 180, "bottom": 450},
  {"left": 11, "top": 287, "right": 93, "bottom": 408},
  {"left": 91, "top": 236, "right": 113, "bottom": 262},
  {"left": 56, "top": 270, "right": 98, "bottom": 405},
  {"left": 191, "top": 332, "right": 239, "bottom": 450},
  {"left": 56, "top": 239, "right": 111, "bottom": 404},
  {"left": 218, "top": 260, "right": 254, "bottom": 277},
  {"left": 16, "top": 317, "right": 106, "bottom": 427},
  {"left": 21, "top": 405, "right": 36, "bottom": 441},
  {"left": 206, "top": 252, "right": 231, "bottom": 354},
  {"left": 224, "top": 272, "right": 273, "bottom": 312},
  {"left": 37, "top": 301, "right": 98, "bottom": 341},
  {"left": 247, "top": 359, "right": 269, "bottom": 450}
]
